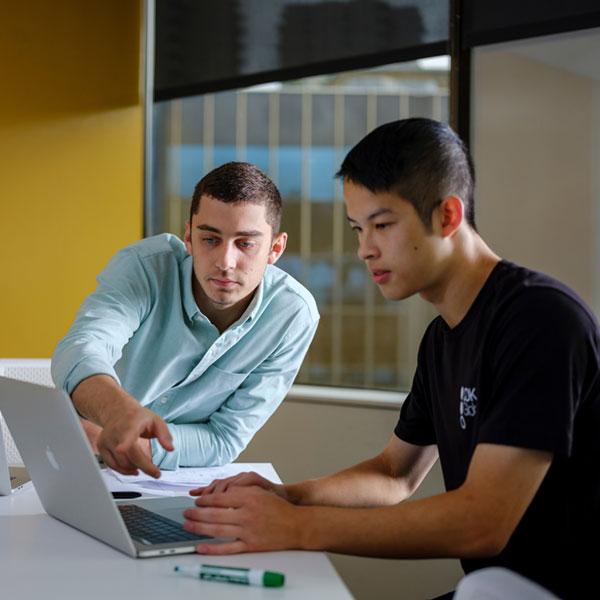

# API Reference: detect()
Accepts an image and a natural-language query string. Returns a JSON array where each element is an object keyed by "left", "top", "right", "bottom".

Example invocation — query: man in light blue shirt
[{"left": 52, "top": 162, "right": 319, "bottom": 475}]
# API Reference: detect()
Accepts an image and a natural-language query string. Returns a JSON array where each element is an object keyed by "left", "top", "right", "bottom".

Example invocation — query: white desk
[{"left": 0, "top": 483, "right": 353, "bottom": 600}]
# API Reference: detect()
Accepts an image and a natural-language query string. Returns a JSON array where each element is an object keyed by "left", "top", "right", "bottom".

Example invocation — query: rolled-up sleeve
[{"left": 51, "top": 249, "right": 151, "bottom": 394}]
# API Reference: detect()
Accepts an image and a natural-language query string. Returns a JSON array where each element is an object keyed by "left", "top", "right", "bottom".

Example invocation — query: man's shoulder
[
  {"left": 262, "top": 264, "right": 319, "bottom": 322},
  {"left": 491, "top": 261, "right": 597, "bottom": 329},
  {"left": 121, "top": 233, "right": 187, "bottom": 262},
  {"left": 99, "top": 234, "right": 188, "bottom": 287}
]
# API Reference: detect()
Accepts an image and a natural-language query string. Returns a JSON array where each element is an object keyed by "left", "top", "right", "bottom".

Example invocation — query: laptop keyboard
[{"left": 118, "top": 504, "right": 209, "bottom": 545}]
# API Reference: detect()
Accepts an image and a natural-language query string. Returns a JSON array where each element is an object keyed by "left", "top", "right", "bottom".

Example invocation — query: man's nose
[
  {"left": 215, "top": 243, "right": 236, "bottom": 271},
  {"left": 357, "top": 233, "right": 378, "bottom": 261}
]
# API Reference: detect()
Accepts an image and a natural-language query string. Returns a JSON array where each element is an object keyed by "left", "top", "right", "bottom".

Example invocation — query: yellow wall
[{"left": 0, "top": 1, "right": 143, "bottom": 357}]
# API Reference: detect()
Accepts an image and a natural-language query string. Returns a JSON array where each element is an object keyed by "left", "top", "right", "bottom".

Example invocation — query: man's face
[
  {"left": 184, "top": 195, "right": 286, "bottom": 321},
  {"left": 344, "top": 180, "right": 447, "bottom": 302}
]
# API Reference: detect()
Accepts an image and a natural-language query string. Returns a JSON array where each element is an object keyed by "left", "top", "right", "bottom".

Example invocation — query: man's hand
[
  {"left": 72, "top": 375, "right": 173, "bottom": 478},
  {"left": 80, "top": 418, "right": 102, "bottom": 454},
  {"left": 183, "top": 486, "right": 304, "bottom": 554},
  {"left": 189, "top": 471, "right": 288, "bottom": 501},
  {"left": 97, "top": 403, "right": 173, "bottom": 478}
]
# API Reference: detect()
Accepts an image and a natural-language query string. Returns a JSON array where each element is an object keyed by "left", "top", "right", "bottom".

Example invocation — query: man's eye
[
  {"left": 238, "top": 241, "right": 255, "bottom": 249},
  {"left": 375, "top": 223, "right": 391, "bottom": 230},
  {"left": 202, "top": 237, "right": 218, "bottom": 245}
]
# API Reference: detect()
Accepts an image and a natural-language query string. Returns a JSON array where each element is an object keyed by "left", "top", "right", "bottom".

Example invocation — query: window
[{"left": 151, "top": 59, "right": 449, "bottom": 389}]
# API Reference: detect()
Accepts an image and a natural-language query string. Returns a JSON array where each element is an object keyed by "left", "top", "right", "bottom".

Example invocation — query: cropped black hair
[{"left": 337, "top": 118, "right": 476, "bottom": 230}]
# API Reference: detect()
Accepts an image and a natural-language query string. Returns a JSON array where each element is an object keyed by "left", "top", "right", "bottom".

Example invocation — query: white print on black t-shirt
[{"left": 459, "top": 386, "right": 478, "bottom": 430}]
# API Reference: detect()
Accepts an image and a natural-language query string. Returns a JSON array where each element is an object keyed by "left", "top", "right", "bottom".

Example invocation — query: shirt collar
[
  {"left": 182, "top": 256, "right": 201, "bottom": 321},
  {"left": 233, "top": 277, "right": 263, "bottom": 327}
]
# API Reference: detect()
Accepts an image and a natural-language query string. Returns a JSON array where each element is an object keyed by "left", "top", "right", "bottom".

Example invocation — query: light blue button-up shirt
[{"left": 51, "top": 234, "right": 319, "bottom": 469}]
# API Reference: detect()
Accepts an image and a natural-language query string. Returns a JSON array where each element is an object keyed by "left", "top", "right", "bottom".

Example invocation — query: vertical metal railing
[
  {"left": 236, "top": 92, "right": 247, "bottom": 162},
  {"left": 268, "top": 92, "right": 280, "bottom": 186},
  {"left": 331, "top": 91, "right": 345, "bottom": 384},
  {"left": 202, "top": 94, "right": 215, "bottom": 174},
  {"left": 167, "top": 99, "right": 183, "bottom": 236},
  {"left": 364, "top": 92, "right": 378, "bottom": 387},
  {"left": 300, "top": 92, "right": 312, "bottom": 286}
]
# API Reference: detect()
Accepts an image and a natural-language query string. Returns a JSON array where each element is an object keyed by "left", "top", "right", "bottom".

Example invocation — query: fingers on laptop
[
  {"left": 189, "top": 475, "right": 242, "bottom": 496},
  {"left": 189, "top": 472, "right": 268, "bottom": 496}
]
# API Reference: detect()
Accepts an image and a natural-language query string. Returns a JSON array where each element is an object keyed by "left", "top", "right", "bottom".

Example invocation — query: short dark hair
[
  {"left": 336, "top": 118, "right": 476, "bottom": 230},
  {"left": 190, "top": 162, "right": 282, "bottom": 233}
]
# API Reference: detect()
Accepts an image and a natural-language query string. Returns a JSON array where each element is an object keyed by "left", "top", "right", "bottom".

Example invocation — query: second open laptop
[
  {"left": 0, "top": 376, "right": 228, "bottom": 557},
  {"left": 0, "top": 422, "right": 30, "bottom": 495}
]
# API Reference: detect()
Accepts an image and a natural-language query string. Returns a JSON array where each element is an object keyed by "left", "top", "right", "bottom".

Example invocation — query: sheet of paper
[
  {"left": 103, "top": 463, "right": 280, "bottom": 497},
  {"left": 102, "top": 470, "right": 185, "bottom": 497}
]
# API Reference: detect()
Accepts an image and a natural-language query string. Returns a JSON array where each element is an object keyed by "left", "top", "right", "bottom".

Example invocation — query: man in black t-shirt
[{"left": 181, "top": 119, "right": 599, "bottom": 599}]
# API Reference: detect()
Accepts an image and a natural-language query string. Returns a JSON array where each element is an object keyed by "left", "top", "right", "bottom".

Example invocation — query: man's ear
[
  {"left": 184, "top": 221, "right": 193, "bottom": 255},
  {"left": 437, "top": 196, "right": 463, "bottom": 238},
  {"left": 268, "top": 232, "right": 288, "bottom": 265}
]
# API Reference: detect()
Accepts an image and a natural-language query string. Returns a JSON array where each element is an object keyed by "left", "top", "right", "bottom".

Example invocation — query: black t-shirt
[{"left": 394, "top": 261, "right": 600, "bottom": 599}]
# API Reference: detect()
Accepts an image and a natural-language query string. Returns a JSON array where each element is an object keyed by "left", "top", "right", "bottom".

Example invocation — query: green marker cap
[{"left": 263, "top": 571, "right": 285, "bottom": 587}]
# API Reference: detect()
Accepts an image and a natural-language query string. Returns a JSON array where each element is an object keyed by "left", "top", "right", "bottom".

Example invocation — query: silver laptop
[
  {"left": 0, "top": 423, "right": 30, "bottom": 494},
  {"left": 0, "top": 376, "right": 227, "bottom": 557}
]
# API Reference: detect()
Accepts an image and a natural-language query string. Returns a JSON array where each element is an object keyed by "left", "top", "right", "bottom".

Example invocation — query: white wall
[
  {"left": 593, "top": 80, "right": 600, "bottom": 317},
  {"left": 473, "top": 47, "right": 600, "bottom": 314}
]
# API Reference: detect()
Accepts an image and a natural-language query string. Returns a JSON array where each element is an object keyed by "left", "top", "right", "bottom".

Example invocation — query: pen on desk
[{"left": 174, "top": 564, "right": 285, "bottom": 587}]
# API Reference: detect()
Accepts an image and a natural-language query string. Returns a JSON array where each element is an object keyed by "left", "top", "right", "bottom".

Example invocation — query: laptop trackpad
[{"left": 128, "top": 496, "right": 196, "bottom": 525}]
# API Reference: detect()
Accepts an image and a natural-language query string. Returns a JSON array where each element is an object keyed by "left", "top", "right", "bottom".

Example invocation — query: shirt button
[{"left": 160, "top": 397, "right": 168, "bottom": 405}]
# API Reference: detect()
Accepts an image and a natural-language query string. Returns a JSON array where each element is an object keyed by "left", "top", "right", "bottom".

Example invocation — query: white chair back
[
  {"left": 455, "top": 567, "right": 560, "bottom": 600},
  {"left": 0, "top": 359, "right": 53, "bottom": 466}
]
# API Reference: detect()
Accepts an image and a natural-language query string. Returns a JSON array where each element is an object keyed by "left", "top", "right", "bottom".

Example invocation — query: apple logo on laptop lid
[{"left": 45, "top": 446, "right": 60, "bottom": 471}]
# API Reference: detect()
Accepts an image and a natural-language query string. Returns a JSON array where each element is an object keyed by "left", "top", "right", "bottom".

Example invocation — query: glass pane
[{"left": 152, "top": 58, "right": 450, "bottom": 390}]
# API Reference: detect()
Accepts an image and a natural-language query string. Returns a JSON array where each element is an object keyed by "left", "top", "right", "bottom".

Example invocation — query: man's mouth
[
  {"left": 210, "top": 277, "right": 238, "bottom": 289},
  {"left": 371, "top": 270, "right": 391, "bottom": 284}
]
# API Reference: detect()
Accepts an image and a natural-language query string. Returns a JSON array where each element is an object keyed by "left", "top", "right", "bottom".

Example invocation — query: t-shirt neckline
[{"left": 440, "top": 259, "right": 507, "bottom": 337}]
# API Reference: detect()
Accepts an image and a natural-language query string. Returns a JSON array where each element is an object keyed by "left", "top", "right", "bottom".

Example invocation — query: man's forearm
[
  {"left": 71, "top": 374, "right": 139, "bottom": 426},
  {"left": 297, "top": 488, "right": 494, "bottom": 559},
  {"left": 285, "top": 456, "right": 412, "bottom": 508},
  {"left": 291, "top": 444, "right": 551, "bottom": 559}
]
